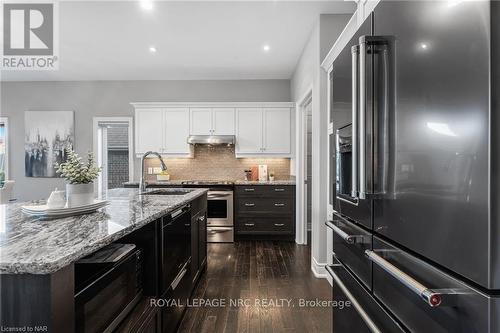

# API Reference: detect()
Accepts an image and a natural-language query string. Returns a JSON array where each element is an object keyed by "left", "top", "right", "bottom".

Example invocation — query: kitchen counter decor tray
[{"left": 21, "top": 200, "right": 109, "bottom": 219}]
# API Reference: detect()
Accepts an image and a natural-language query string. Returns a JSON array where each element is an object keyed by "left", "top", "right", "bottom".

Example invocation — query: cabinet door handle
[
  {"left": 274, "top": 223, "right": 285, "bottom": 227},
  {"left": 245, "top": 203, "right": 255, "bottom": 207},
  {"left": 274, "top": 203, "right": 285, "bottom": 207},
  {"left": 274, "top": 188, "right": 285, "bottom": 192},
  {"left": 244, "top": 188, "right": 255, "bottom": 192},
  {"left": 244, "top": 223, "right": 255, "bottom": 226},
  {"left": 198, "top": 216, "right": 205, "bottom": 222}
]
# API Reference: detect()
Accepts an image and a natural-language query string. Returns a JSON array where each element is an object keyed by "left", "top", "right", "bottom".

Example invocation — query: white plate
[{"left": 21, "top": 200, "right": 109, "bottom": 218}]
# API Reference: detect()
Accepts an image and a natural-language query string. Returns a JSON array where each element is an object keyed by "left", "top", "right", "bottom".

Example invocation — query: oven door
[{"left": 207, "top": 190, "right": 233, "bottom": 226}]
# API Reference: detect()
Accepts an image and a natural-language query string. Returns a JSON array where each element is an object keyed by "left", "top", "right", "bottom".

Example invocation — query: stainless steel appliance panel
[
  {"left": 207, "top": 190, "right": 234, "bottom": 227},
  {"left": 371, "top": 236, "right": 497, "bottom": 332},
  {"left": 327, "top": 259, "right": 406, "bottom": 333},
  {"left": 332, "top": 15, "right": 373, "bottom": 229},
  {"left": 328, "top": 213, "right": 372, "bottom": 290},
  {"left": 372, "top": 0, "right": 492, "bottom": 288},
  {"left": 207, "top": 226, "right": 234, "bottom": 243}
]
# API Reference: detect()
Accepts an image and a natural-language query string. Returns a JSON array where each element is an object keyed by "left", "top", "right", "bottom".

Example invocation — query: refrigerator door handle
[
  {"left": 326, "top": 265, "right": 383, "bottom": 333},
  {"left": 326, "top": 220, "right": 366, "bottom": 244},
  {"left": 351, "top": 45, "right": 359, "bottom": 199},
  {"left": 358, "top": 39, "right": 367, "bottom": 200},
  {"left": 366, "top": 250, "right": 464, "bottom": 308}
]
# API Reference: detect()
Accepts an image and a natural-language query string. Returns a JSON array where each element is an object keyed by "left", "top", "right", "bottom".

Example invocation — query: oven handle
[
  {"left": 326, "top": 265, "right": 382, "bottom": 333},
  {"left": 208, "top": 194, "right": 231, "bottom": 199},
  {"left": 207, "top": 227, "right": 233, "bottom": 233}
]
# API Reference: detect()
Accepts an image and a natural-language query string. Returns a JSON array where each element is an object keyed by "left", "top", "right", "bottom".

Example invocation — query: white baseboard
[{"left": 311, "top": 256, "right": 328, "bottom": 279}]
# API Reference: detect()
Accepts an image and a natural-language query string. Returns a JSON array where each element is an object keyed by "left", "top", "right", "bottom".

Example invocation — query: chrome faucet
[{"left": 139, "top": 151, "right": 167, "bottom": 192}]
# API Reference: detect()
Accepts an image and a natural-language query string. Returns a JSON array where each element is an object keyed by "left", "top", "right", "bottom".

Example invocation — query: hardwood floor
[{"left": 178, "top": 241, "right": 332, "bottom": 333}]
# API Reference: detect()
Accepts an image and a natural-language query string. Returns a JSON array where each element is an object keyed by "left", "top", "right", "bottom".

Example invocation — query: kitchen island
[{"left": 0, "top": 187, "right": 208, "bottom": 333}]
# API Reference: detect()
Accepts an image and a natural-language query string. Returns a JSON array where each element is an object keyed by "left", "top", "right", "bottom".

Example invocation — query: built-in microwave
[
  {"left": 75, "top": 243, "right": 142, "bottom": 333},
  {"left": 336, "top": 124, "right": 357, "bottom": 204}
]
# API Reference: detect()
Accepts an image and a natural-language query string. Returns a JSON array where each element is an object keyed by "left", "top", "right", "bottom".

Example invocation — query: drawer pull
[
  {"left": 326, "top": 265, "right": 382, "bottom": 333},
  {"left": 244, "top": 223, "right": 255, "bottom": 227},
  {"left": 365, "top": 250, "right": 460, "bottom": 308},
  {"left": 274, "top": 203, "right": 285, "bottom": 207},
  {"left": 326, "top": 221, "right": 365, "bottom": 244},
  {"left": 274, "top": 188, "right": 285, "bottom": 192},
  {"left": 244, "top": 188, "right": 255, "bottom": 192},
  {"left": 274, "top": 223, "right": 285, "bottom": 227},
  {"left": 245, "top": 203, "right": 255, "bottom": 207}
]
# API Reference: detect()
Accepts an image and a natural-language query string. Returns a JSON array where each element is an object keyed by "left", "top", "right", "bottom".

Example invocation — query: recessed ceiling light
[
  {"left": 263, "top": 44, "right": 270, "bottom": 52},
  {"left": 149, "top": 46, "right": 157, "bottom": 53},
  {"left": 420, "top": 43, "right": 428, "bottom": 49},
  {"left": 140, "top": 0, "right": 153, "bottom": 11}
]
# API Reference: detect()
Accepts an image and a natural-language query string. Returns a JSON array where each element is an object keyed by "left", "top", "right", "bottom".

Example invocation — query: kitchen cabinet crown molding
[{"left": 131, "top": 102, "right": 295, "bottom": 108}]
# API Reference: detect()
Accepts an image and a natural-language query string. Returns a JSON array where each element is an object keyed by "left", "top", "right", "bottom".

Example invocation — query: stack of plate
[{"left": 21, "top": 200, "right": 109, "bottom": 219}]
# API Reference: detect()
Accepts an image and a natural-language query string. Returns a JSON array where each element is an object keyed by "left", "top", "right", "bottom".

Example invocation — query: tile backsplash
[{"left": 142, "top": 145, "right": 290, "bottom": 181}]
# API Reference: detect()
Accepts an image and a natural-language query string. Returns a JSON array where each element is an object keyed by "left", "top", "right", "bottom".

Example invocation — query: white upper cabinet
[
  {"left": 190, "top": 108, "right": 212, "bottom": 135},
  {"left": 263, "top": 108, "right": 291, "bottom": 154},
  {"left": 163, "top": 108, "right": 190, "bottom": 155},
  {"left": 190, "top": 107, "right": 235, "bottom": 135},
  {"left": 212, "top": 108, "right": 235, "bottom": 135},
  {"left": 135, "top": 107, "right": 191, "bottom": 156},
  {"left": 135, "top": 108, "right": 164, "bottom": 154},
  {"left": 235, "top": 108, "right": 263, "bottom": 154},
  {"left": 133, "top": 102, "right": 293, "bottom": 158},
  {"left": 235, "top": 107, "right": 292, "bottom": 157}
]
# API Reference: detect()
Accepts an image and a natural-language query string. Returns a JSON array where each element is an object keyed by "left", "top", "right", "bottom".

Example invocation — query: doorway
[
  {"left": 93, "top": 117, "right": 133, "bottom": 193},
  {"left": 305, "top": 101, "right": 313, "bottom": 235},
  {"left": 296, "top": 88, "right": 313, "bottom": 245}
]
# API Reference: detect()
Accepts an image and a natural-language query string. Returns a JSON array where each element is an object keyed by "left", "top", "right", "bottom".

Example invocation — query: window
[
  {"left": 0, "top": 117, "right": 8, "bottom": 182},
  {"left": 93, "top": 117, "right": 133, "bottom": 193}
]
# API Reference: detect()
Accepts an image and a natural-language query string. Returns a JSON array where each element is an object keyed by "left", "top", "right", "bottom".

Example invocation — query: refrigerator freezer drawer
[
  {"left": 327, "top": 260, "right": 405, "bottom": 333},
  {"left": 328, "top": 213, "right": 372, "bottom": 290},
  {"left": 207, "top": 227, "right": 234, "bottom": 243},
  {"left": 371, "top": 236, "right": 499, "bottom": 332}
]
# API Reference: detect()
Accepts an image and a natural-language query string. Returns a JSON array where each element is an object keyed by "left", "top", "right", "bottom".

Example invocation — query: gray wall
[
  {"left": 290, "top": 14, "right": 350, "bottom": 269},
  {"left": 1, "top": 79, "right": 291, "bottom": 200}
]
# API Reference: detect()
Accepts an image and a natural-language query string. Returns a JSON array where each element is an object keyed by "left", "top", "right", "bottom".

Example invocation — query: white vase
[{"left": 66, "top": 183, "right": 94, "bottom": 207}]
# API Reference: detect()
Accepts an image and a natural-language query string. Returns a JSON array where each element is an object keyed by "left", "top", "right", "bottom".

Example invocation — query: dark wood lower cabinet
[
  {"left": 235, "top": 185, "right": 295, "bottom": 239},
  {"left": 113, "top": 194, "right": 208, "bottom": 333}
]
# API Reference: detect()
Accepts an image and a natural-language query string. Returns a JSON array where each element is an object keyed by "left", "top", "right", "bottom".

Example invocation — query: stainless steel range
[{"left": 181, "top": 181, "right": 234, "bottom": 243}]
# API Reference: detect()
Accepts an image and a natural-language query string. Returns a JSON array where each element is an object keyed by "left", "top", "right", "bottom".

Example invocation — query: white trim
[
  {"left": 92, "top": 117, "right": 134, "bottom": 191},
  {"left": 0, "top": 117, "right": 9, "bottom": 180},
  {"left": 295, "top": 86, "right": 313, "bottom": 245},
  {"left": 131, "top": 102, "right": 295, "bottom": 108},
  {"left": 311, "top": 256, "right": 328, "bottom": 279},
  {"left": 321, "top": 0, "right": 381, "bottom": 72}
]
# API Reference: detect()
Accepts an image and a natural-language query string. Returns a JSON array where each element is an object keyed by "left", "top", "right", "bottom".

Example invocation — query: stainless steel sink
[{"left": 141, "top": 189, "right": 194, "bottom": 196}]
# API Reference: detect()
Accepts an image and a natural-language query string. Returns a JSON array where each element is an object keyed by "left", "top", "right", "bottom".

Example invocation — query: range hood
[{"left": 187, "top": 135, "right": 235, "bottom": 145}]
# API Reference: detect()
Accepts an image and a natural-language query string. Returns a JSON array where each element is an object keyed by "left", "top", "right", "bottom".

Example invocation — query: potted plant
[
  {"left": 56, "top": 148, "right": 101, "bottom": 207},
  {"left": 269, "top": 171, "right": 275, "bottom": 182}
]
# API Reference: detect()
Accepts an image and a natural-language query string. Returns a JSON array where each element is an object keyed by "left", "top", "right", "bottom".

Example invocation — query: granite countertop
[
  {"left": 123, "top": 180, "right": 185, "bottom": 186},
  {"left": 234, "top": 177, "right": 296, "bottom": 185},
  {"left": 124, "top": 177, "right": 296, "bottom": 187},
  {"left": 0, "top": 187, "right": 208, "bottom": 275}
]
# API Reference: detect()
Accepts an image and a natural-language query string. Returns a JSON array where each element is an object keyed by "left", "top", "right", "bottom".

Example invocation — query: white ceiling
[{"left": 1, "top": 1, "right": 355, "bottom": 81}]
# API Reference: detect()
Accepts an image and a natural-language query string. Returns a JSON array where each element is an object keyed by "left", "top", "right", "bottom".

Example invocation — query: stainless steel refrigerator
[{"left": 326, "top": 1, "right": 500, "bottom": 332}]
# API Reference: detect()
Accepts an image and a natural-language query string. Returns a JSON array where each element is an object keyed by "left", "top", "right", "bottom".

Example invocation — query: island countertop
[{"left": 0, "top": 187, "right": 208, "bottom": 275}]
